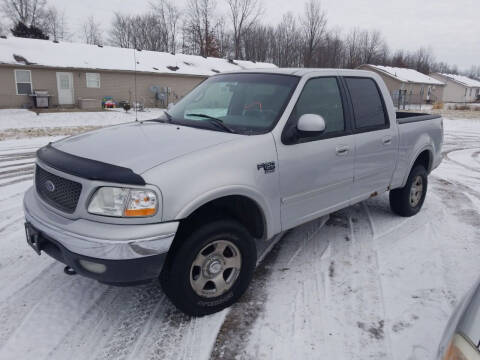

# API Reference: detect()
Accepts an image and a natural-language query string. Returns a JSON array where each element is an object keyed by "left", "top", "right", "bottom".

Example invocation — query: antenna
[{"left": 133, "top": 47, "right": 138, "bottom": 122}]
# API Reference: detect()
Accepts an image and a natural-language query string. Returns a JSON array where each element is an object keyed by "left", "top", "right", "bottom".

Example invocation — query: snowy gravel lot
[{"left": 0, "top": 113, "right": 479, "bottom": 360}]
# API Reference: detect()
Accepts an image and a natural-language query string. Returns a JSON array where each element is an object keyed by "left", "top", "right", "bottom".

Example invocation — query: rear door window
[{"left": 345, "top": 77, "right": 388, "bottom": 130}]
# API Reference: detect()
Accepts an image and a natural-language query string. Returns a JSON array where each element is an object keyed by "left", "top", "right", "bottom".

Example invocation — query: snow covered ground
[
  {"left": 0, "top": 117, "right": 479, "bottom": 360},
  {"left": 0, "top": 108, "right": 165, "bottom": 131}
]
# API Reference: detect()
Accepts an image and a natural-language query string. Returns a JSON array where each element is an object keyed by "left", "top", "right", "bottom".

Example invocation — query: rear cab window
[{"left": 344, "top": 77, "right": 389, "bottom": 131}]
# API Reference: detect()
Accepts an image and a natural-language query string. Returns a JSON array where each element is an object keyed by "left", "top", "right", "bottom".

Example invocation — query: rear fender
[{"left": 400, "top": 144, "right": 434, "bottom": 188}]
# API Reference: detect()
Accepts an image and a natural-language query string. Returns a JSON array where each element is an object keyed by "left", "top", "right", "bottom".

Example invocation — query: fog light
[{"left": 79, "top": 259, "right": 107, "bottom": 274}]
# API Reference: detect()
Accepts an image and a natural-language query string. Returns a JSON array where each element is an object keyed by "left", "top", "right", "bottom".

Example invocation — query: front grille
[{"left": 35, "top": 165, "right": 82, "bottom": 213}]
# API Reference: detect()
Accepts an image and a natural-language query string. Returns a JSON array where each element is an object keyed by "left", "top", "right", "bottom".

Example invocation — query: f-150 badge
[{"left": 257, "top": 161, "right": 276, "bottom": 174}]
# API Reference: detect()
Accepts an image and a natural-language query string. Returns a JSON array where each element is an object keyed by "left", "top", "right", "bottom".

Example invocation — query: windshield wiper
[
  {"left": 163, "top": 111, "right": 173, "bottom": 122},
  {"left": 147, "top": 110, "right": 173, "bottom": 124},
  {"left": 186, "top": 113, "right": 236, "bottom": 133}
]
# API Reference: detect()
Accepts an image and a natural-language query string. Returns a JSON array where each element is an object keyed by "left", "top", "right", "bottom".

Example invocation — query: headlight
[
  {"left": 88, "top": 187, "right": 158, "bottom": 217},
  {"left": 443, "top": 334, "right": 480, "bottom": 360}
]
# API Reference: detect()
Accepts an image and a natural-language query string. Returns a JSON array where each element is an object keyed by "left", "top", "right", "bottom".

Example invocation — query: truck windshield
[{"left": 164, "top": 73, "right": 300, "bottom": 134}]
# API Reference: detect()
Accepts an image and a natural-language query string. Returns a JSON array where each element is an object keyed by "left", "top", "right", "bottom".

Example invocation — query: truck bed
[
  {"left": 390, "top": 111, "right": 443, "bottom": 190},
  {"left": 396, "top": 111, "right": 441, "bottom": 124}
]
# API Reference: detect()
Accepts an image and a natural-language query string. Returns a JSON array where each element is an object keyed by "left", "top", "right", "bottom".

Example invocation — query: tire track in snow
[
  {"left": 146, "top": 305, "right": 226, "bottom": 360},
  {"left": 210, "top": 217, "right": 331, "bottom": 360},
  {"left": 0, "top": 263, "right": 61, "bottom": 347},
  {"left": 0, "top": 277, "right": 107, "bottom": 360},
  {"left": 0, "top": 148, "right": 35, "bottom": 188},
  {"left": 45, "top": 286, "right": 121, "bottom": 360},
  {"left": 0, "top": 161, "right": 34, "bottom": 170},
  {"left": 210, "top": 238, "right": 284, "bottom": 360},
  {"left": 91, "top": 284, "right": 165, "bottom": 360},
  {"left": 0, "top": 175, "right": 33, "bottom": 187},
  {"left": 324, "top": 205, "right": 392, "bottom": 359},
  {"left": 444, "top": 148, "right": 480, "bottom": 174}
]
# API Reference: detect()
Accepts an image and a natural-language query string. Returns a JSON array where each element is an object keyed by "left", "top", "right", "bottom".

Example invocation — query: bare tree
[
  {"left": 184, "top": 0, "right": 217, "bottom": 57},
  {"left": 110, "top": 12, "right": 170, "bottom": 51},
  {"left": 466, "top": 65, "right": 480, "bottom": 80},
  {"left": 411, "top": 47, "right": 435, "bottom": 74},
  {"left": 243, "top": 23, "right": 272, "bottom": 62},
  {"left": 151, "top": 0, "right": 182, "bottom": 53},
  {"left": 300, "top": 0, "right": 327, "bottom": 67},
  {"left": 213, "top": 18, "right": 231, "bottom": 57},
  {"left": 316, "top": 27, "right": 344, "bottom": 68},
  {"left": 344, "top": 27, "right": 362, "bottom": 68},
  {"left": 226, "top": 0, "right": 262, "bottom": 59},
  {"left": 1, "top": 0, "right": 46, "bottom": 26},
  {"left": 82, "top": 15, "right": 102, "bottom": 45},
  {"left": 273, "top": 13, "right": 303, "bottom": 67},
  {"left": 42, "top": 6, "right": 69, "bottom": 41},
  {"left": 110, "top": 12, "right": 133, "bottom": 48}
]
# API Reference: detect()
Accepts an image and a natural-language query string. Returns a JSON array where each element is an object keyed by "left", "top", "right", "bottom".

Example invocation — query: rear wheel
[
  {"left": 161, "top": 219, "right": 256, "bottom": 316},
  {"left": 389, "top": 165, "right": 428, "bottom": 217}
]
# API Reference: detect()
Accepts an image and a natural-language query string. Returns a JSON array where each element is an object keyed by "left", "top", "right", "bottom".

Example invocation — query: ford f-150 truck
[{"left": 23, "top": 69, "right": 443, "bottom": 315}]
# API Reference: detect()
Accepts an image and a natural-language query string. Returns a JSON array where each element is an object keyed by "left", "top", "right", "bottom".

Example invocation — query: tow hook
[{"left": 64, "top": 266, "right": 76, "bottom": 275}]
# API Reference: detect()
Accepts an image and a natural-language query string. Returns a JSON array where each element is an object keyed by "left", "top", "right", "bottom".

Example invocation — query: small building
[
  {"left": 357, "top": 64, "right": 445, "bottom": 106},
  {"left": 0, "top": 37, "right": 276, "bottom": 109},
  {"left": 429, "top": 73, "right": 480, "bottom": 103}
]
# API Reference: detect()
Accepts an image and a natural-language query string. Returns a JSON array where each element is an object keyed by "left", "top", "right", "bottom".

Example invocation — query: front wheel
[
  {"left": 389, "top": 165, "right": 428, "bottom": 217},
  {"left": 161, "top": 219, "right": 257, "bottom": 316}
]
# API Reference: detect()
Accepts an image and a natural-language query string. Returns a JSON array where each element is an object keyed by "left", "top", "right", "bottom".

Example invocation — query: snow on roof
[
  {"left": 365, "top": 65, "right": 445, "bottom": 85},
  {"left": 0, "top": 36, "right": 276, "bottom": 76},
  {"left": 437, "top": 73, "right": 480, "bottom": 88}
]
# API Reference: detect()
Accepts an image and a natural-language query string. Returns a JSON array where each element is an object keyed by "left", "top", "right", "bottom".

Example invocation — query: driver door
[{"left": 276, "top": 77, "right": 355, "bottom": 230}]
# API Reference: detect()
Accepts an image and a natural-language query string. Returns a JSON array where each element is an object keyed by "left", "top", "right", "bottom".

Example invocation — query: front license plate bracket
[{"left": 25, "top": 222, "right": 42, "bottom": 255}]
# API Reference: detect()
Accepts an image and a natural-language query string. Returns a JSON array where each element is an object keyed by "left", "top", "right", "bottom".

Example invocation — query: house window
[
  {"left": 86, "top": 73, "right": 101, "bottom": 88},
  {"left": 14, "top": 69, "right": 32, "bottom": 95}
]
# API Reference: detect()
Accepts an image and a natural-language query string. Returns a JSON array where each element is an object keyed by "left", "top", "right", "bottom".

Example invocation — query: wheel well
[
  {"left": 413, "top": 150, "right": 432, "bottom": 172},
  {"left": 161, "top": 196, "right": 265, "bottom": 276},
  {"left": 176, "top": 195, "right": 266, "bottom": 241}
]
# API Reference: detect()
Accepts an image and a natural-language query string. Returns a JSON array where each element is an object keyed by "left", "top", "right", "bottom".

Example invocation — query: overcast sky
[{"left": 50, "top": 0, "right": 479, "bottom": 70}]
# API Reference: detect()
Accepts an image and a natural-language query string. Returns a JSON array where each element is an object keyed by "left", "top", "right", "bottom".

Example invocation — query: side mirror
[
  {"left": 297, "top": 114, "right": 326, "bottom": 132},
  {"left": 167, "top": 102, "right": 174, "bottom": 110}
]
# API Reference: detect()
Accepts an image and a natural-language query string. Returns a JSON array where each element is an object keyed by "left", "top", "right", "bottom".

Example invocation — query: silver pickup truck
[{"left": 23, "top": 69, "right": 443, "bottom": 315}]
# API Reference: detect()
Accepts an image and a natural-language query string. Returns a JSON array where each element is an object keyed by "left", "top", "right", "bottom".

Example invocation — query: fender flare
[
  {"left": 175, "top": 185, "right": 275, "bottom": 239},
  {"left": 401, "top": 144, "right": 434, "bottom": 188}
]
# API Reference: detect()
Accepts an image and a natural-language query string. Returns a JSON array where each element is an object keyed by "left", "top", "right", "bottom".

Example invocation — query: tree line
[{"left": 1, "top": 0, "right": 479, "bottom": 79}]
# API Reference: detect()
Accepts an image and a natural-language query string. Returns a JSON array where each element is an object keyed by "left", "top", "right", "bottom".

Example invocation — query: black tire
[
  {"left": 389, "top": 165, "right": 428, "bottom": 217},
  {"left": 161, "top": 219, "right": 257, "bottom": 316}
]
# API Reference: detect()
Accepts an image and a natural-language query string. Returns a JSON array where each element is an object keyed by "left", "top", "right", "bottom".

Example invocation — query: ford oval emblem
[{"left": 45, "top": 180, "right": 55, "bottom": 193}]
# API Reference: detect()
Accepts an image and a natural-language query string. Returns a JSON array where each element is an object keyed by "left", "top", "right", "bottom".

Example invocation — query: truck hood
[{"left": 52, "top": 121, "right": 240, "bottom": 174}]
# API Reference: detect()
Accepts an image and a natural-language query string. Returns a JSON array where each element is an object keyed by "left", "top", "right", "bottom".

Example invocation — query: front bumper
[
  {"left": 26, "top": 223, "right": 168, "bottom": 285},
  {"left": 23, "top": 187, "right": 179, "bottom": 284}
]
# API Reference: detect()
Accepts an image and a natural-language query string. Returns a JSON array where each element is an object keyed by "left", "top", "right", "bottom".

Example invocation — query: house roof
[
  {"left": 434, "top": 73, "right": 480, "bottom": 88},
  {"left": 363, "top": 64, "right": 445, "bottom": 86},
  {"left": 0, "top": 36, "right": 276, "bottom": 76}
]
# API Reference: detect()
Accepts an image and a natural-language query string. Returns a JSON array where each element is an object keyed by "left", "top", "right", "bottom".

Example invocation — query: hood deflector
[{"left": 37, "top": 144, "right": 146, "bottom": 185}]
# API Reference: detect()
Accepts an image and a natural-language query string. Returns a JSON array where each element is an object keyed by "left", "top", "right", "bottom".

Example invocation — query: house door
[{"left": 56, "top": 72, "right": 74, "bottom": 105}]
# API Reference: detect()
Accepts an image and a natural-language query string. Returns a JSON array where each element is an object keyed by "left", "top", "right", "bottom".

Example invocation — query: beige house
[
  {"left": 358, "top": 64, "right": 445, "bottom": 106},
  {"left": 0, "top": 37, "right": 276, "bottom": 109},
  {"left": 429, "top": 73, "right": 480, "bottom": 103},
  {"left": 1, "top": 65, "right": 206, "bottom": 109}
]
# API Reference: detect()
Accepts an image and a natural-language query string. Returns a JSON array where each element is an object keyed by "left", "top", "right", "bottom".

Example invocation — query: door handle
[
  {"left": 336, "top": 145, "right": 350, "bottom": 156},
  {"left": 382, "top": 136, "right": 392, "bottom": 145}
]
